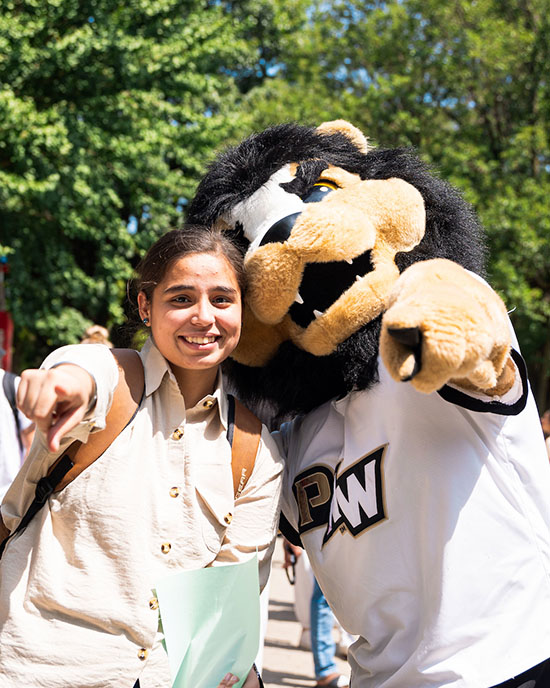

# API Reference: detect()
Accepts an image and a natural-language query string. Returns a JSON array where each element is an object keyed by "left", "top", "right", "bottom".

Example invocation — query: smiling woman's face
[{"left": 138, "top": 251, "right": 242, "bottom": 375}]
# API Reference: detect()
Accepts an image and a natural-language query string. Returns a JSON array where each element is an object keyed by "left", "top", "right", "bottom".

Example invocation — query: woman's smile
[{"left": 179, "top": 334, "right": 220, "bottom": 346}]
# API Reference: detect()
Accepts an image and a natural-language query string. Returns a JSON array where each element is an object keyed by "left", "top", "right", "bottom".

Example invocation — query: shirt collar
[{"left": 140, "top": 337, "right": 229, "bottom": 430}]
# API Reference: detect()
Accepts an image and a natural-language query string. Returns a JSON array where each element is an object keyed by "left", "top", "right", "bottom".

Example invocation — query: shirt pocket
[{"left": 194, "top": 462, "right": 234, "bottom": 554}]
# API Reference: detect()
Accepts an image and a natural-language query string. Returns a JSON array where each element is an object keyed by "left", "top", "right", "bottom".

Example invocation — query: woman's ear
[{"left": 137, "top": 291, "right": 150, "bottom": 323}]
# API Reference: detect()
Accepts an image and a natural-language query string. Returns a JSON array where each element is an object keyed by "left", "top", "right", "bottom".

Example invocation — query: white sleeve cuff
[{"left": 41, "top": 344, "right": 119, "bottom": 434}]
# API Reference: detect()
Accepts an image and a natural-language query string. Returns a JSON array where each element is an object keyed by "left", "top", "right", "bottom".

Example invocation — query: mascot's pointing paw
[{"left": 381, "top": 257, "right": 513, "bottom": 395}]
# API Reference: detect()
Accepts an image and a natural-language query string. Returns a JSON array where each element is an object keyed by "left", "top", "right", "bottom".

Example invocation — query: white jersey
[{"left": 277, "top": 349, "right": 550, "bottom": 688}]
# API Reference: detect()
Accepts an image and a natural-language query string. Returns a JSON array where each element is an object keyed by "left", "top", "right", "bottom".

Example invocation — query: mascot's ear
[{"left": 316, "top": 120, "right": 370, "bottom": 154}]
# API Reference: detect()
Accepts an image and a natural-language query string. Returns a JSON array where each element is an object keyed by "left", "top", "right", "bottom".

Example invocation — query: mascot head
[{"left": 188, "top": 121, "right": 486, "bottom": 421}]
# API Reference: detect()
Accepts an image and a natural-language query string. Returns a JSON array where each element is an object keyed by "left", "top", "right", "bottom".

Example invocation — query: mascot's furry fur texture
[
  {"left": 189, "top": 120, "right": 511, "bottom": 421},
  {"left": 189, "top": 121, "right": 550, "bottom": 687}
]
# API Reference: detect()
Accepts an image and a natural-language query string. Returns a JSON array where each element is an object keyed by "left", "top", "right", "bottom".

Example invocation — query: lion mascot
[{"left": 188, "top": 121, "right": 550, "bottom": 688}]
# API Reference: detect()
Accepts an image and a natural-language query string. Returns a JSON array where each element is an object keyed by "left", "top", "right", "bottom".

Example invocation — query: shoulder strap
[
  {"left": 226, "top": 394, "right": 262, "bottom": 499},
  {"left": 2, "top": 371, "right": 22, "bottom": 452},
  {"left": 0, "top": 349, "right": 144, "bottom": 558}
]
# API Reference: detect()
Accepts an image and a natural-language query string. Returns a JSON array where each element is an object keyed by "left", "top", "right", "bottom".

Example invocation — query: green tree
[
  {"left": 243, "top": 0, "right": 550, "bottom": 409},
  {"left": 0, "top": 0, "right": 290, "bottom": 368}
]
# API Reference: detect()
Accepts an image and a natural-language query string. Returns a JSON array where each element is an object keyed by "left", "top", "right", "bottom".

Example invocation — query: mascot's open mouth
[{"left": 289, "top": 250, "right": 374, "bottom": 328}]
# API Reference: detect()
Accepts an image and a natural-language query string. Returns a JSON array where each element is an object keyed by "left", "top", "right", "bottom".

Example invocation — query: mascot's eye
[{"left": 302, "top": 180, "right": 338, "bottom": 204}]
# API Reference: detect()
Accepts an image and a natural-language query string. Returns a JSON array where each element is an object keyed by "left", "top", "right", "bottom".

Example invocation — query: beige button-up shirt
[{"left": 0, "top": 339, "right": 283, "bottom": 688}]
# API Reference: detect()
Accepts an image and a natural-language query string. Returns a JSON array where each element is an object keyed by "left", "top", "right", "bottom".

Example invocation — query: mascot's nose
[{"left": 259, "top": 212, "right": 301, "bottom": 246}]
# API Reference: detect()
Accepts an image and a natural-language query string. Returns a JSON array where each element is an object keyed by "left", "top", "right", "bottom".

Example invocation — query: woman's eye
[
  {"left": 172, "top": 295, "right": 191, "bottom": 304},
  {"left": 302, "top": 180, "right": 338, "bottom": 204}
]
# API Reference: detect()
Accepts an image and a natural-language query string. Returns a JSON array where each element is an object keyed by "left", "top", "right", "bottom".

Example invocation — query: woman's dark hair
[{"left": 135, "top": 225, "right": 246, "bottom": 301}]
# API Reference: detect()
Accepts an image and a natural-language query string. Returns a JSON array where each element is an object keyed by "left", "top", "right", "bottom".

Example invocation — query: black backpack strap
[
  {"left": 0, "top": 453, "right": 74, "bottom": 558},
  {"left": 2, "top": 371, "right": 22, "bottom": 452}
]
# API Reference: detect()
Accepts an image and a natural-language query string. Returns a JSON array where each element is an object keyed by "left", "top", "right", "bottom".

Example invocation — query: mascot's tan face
[{"left": 225, "top": 122, "right": 427, "bottom": 365}]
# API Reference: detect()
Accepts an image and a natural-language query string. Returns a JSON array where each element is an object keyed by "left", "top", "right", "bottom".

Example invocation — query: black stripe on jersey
[
  {"left": 437, "top": 349, "right": 528, "bottom": 416},
  {"left": 279, "top": 511, "right": 303, "bottom": 548}
]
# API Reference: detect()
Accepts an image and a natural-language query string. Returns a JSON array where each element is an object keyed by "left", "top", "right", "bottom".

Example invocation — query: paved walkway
[{"left": 260, "top": 538, "right": 350, "bottom": 687}]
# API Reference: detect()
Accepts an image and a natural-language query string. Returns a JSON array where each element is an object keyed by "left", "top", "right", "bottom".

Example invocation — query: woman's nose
[{"left": 191, "top": 299, "right": 215, "bottom": 325}]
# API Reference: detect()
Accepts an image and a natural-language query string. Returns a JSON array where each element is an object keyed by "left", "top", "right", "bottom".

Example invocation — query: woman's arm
[{"left": 0, "top": 344, "right": 118, "bottom": 535}]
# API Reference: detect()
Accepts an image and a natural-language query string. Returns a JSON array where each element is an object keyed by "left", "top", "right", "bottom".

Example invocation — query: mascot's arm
[{"left": 380, "top": 258, "right": 516, "bottom": 396}]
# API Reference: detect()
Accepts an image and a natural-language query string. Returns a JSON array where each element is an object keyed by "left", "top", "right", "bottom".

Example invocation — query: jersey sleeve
[
  {"left": 438, "top": 349, "right": 528, "bottom": 416},
  {"left": 272, "top": 421, "right": 303, "bottom": 546}
]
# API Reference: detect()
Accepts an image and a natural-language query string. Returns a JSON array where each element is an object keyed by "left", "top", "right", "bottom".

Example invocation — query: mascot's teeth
[
  {"left": 345, "top": 258, "right": 353, "bottom": 265},
  {"left": 356, "top": 274, "right": 363, "bottom": 281},
  {"left": 294, "top": 292, "right": 304, "bottom": 305},
  {"left": 313, "top": 310, "right": 323, "bottom": 319}
]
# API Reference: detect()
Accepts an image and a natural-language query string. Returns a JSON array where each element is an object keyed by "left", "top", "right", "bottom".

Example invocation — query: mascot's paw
[{"left": 380, "top": 259, "right": 513, "bottom": 395}]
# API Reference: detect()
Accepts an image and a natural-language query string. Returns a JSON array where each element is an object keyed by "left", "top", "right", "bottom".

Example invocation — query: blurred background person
[
  {"left": 0, "top": 358, "right": 34, "bottom": 501},
  {"left": 80, "top": 324, "right": 113, "bottom": 347},
  {"left": 541, "top": 409, "right": 550, "bottom": 459},
  {"left": 283, "top": 539, "right": 353, "bottom": 687}
]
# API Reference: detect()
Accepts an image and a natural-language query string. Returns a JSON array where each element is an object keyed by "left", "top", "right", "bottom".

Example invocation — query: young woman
[{"left": 0, "top": 227, "right": 283, "bottom": 688}]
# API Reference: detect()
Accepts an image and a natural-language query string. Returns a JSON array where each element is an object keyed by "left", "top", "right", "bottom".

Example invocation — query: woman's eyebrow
[
  {"left": 163, "top": 284, "right": 195, "bottom": 293},
  {"left": 163, "top": 284, "right": 238, "bottom": 295}
]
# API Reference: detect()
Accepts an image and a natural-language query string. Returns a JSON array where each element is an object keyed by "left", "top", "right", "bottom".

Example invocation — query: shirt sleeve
[
  {"left": 211, "top": 427, "right": 284, "bottom": 592},
  {"left": 1, "top": 344, "right": 119, "bottom": 530},
  {"left": 272, "top": 421, "right": 302, "bottom": 537}
]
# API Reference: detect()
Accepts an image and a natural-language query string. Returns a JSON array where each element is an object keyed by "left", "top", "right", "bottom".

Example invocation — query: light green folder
[{"left": 155, "top": 555, "right": 260, "bottom": 688}]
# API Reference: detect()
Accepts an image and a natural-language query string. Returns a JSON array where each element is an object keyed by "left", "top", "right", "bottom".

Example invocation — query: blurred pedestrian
[
  {"left": 0, "top": 365, "right": 34, "bottom": 501},
  {"left": 80, "top": 324, "right": 113, "bottom": 347},
  {"left": 283, "top": 539, "right": 350, "bottom": 687},
  {"left": 541, "top": 409, "right": 550, "bottom": 459}
]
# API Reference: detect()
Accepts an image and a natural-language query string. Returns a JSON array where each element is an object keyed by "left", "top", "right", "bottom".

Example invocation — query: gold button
[
  {"left": 138, "top": 648, "right": 148, "bottom": 660},
  {"left": 224, "top": 512, "right": 233, "bottom": 525},
  {"left": 149, "top": 597, "right": 159, "bottom": 610},
  {"left": 161, "top": 542, "right": 171, "bottom": 554},
  {"left": 169, "top": 486, "right": 180, "bottom": 498},
  {"left": 203, "top": 399, "right": 214, "bottom": 409},
  {"left": 171, "top": 428, "right": 184, "bottom": 440}
]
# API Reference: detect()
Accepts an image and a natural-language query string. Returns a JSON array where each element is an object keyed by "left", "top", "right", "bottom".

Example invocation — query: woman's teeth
[{"left": 184, "top": 336, "right": 216, "bottom": 344}]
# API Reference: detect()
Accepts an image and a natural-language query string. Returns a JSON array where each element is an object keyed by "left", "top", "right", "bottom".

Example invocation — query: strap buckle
[{"left": 35, "top": 476, "right": 56, "bottom": 505}]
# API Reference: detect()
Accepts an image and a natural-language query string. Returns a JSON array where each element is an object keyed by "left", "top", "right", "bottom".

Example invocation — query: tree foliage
[
  {"left": 242, "top": 0, "right": 550, "bottom": 408},
  {"left": 0, "top": 0, "right": 295, "bottom": 367},
  {"left": 2, "top": 0, "right": 549, "bottom": 409}
]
